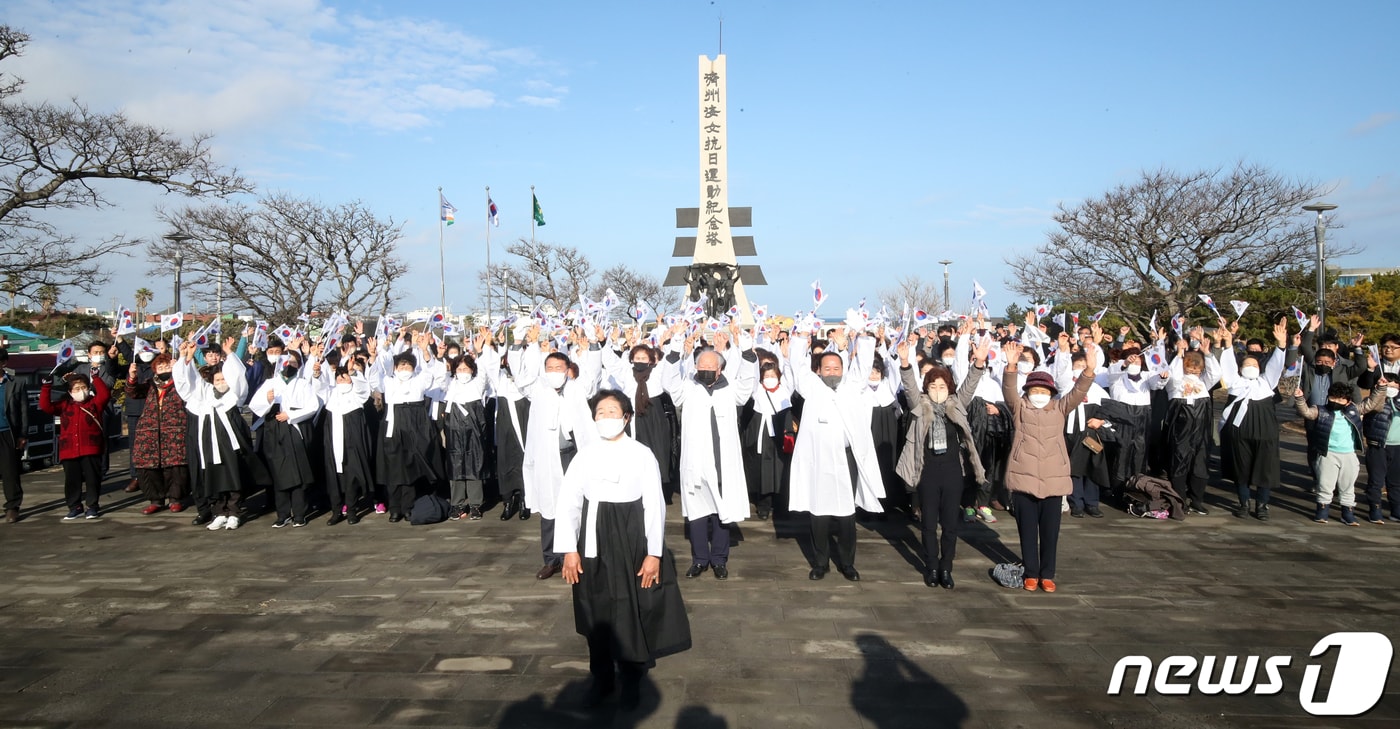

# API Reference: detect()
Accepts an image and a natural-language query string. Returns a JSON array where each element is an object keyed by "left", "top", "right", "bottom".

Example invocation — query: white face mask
[
  {"left": 335, "top": 383, "right": 352, "bottom": 394},
  {"left": 941, "top": 357, "right": 956, "bottom": 367},
  {"left": 70, "top": 390, "right": 90, "bottom": 403},
  {"left": 1387, "top": 387, "right": 1399, "bottom": 399},
  {"left": 868, "top": 381, "right": 881, "bottom": 391},
  {"left": 395, "top": 370, "right": 413, "bottom": 382},
  {"left": 1072, "top": 367, "right": 1085, "bottom": 379},
  {"left": 1126, "top": 363, "right": 1142, "bottom": 376},
  {"left": 544, "top": 371, "right": 567, "bottom": 390},
  {"left": 89, "top": 355, "right": 104, "bottom": 365},
  {"left": 138, "top": 351, "right": 155, "bottom": 363},
  {"left": 595, "top": 417, "right": 626, "bottom": 440},
  {"left": 762, "top": 377, "right": 780, "bottom": 390},
  {"left": 455, "top": 372, "right": 474, "bottom": 384},
  {"left": 213, "top": 383, "right": 230, "bottom": 395},
  {"left": 1027, "top": 393, "right": 1052, "bottom": 409},
  {"left": 1240, "top": 366, "right": 1260, "bottom": 380}
]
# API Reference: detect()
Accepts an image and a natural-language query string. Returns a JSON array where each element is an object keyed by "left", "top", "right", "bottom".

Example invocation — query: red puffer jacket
[{"left": 39, "top": 377, "right": 111, "bottom": 460}]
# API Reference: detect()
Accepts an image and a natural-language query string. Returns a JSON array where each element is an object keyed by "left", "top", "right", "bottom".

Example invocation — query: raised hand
[{"left": 1272, "top": 317, "right": 1288, "bottom": 348}]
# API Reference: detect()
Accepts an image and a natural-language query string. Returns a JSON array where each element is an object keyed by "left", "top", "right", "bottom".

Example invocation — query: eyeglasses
[{"left": 1383, "top": 345, "right": 1400, "bottom": 352}]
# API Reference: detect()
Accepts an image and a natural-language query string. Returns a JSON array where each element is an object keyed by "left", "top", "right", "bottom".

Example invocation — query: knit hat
[{"left": 1022, "top": 370, "right": 1058, "bottom": 396}]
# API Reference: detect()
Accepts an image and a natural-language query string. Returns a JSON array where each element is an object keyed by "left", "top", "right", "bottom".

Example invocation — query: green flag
[{"left": 532, "top": 194, "right": 546, "bottom": 226}]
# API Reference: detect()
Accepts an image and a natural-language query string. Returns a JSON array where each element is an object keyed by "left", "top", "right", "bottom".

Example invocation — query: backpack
[{"left": 409, "top": 494, "right": 452, "bottom": 525}]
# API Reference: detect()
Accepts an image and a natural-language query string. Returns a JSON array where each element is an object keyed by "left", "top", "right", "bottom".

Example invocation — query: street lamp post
[
  {"left": 163, "top": 231, "right": 194, "bottom": 314},
  {"left": 1302, "top": 203, "right": 1337, "bottom": 334},
  {"left": 938, "top": 259, "right": 953, "bottom": 311}
]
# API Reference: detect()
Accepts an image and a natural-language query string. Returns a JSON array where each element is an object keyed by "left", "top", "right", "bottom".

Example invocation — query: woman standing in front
[
  {"left": 999, "top": 333, "right": 1098, "bottom": 593},
  {"left": 895, "top": 336, "right": 990, "bottom": 589},
  {"left": 556, "top": 389, "right": 691, "bottom": 711}
]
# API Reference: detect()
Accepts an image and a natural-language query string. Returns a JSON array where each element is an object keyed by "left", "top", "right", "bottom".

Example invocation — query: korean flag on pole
[
  {"left": 116, "top": 308, "right": 136, "bottom": 336},
  {"left": 161, "top": 311, "right": 184, "bottom": 333}
]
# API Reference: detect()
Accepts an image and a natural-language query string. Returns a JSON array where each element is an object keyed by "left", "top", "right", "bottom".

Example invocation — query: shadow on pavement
[{"left": 852, "top": 633, "right": 968, "bottom": 729}]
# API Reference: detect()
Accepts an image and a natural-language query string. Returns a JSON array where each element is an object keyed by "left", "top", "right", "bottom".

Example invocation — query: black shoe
[
  {"left": 326, "top": 513, "right": 345, "bottom": 526},
  {"left": 1187, "top": 503, "right": 1210, "bottom": 516},
  {"left": 1234, "top": 503, "right": 1249, "bottom": 519},
  {"left": 469, "top": 506, "right": 483, "bottom": 520},
  {"left": 685, "top": 563, "right": 708, "bottom": 578},
  {"left": 519, "top": 507, "right": 532, "bottom": 521},
  {"left": 940, "top": 570, "right": 955, "bottom": 589},
  {"left": 347, "top": 512, "right": 361, "bottom": 525},
  {"left": 924, "top": 571, "right": 938, "bottom": 587},
  {"left": 1256, "top": 504, "right": 1270, "bottom": 522},
  {"left": 1085, "top": 506, "right": 1104, "bottom": 518},
  {"left": 448, "top": 506, "right": 465, "bottom": 521},
  {"left": 271, "top": 517, "right": 291, "bottom": 529},
  {"left": 838, "top": 565, "right": 860, "bottom": 582},
  {"left": 292, "top": 519, "right": 308, "bottom": 528},
  {"left": 388, "top": 513, "right": 404, "bottom": 523},
  {"left": 190, "top": 512, "right": 213, "bottom": 526},
  {"left": 582, "top": 679, "right": 615, "bottom": 708},
  {"left": 808, "top": 566, "right": 828, "bottom": 580},
  {"left": 499, "top": 493, "right": 518, "bottom": 521},
  {"left": 713, "top": 564, "right": 728, "bottom": 580},
  {"left": 1070, "top": 507, "right": 1084, "bottom": 518},
  {"left": 756, "top": 508, "right": 771, "bottom": 521}
]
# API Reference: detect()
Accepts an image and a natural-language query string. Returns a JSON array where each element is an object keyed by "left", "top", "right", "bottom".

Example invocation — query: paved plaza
[{"left": 0, "top": 412, "right": 1397, "bottom": 728}]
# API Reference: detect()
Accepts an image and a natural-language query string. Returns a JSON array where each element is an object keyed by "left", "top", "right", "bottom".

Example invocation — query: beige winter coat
[
  {"left": 1001, "top": 367, "right": 1095, "bottom": 499},
  {"left": 895, "top": 364, "right": 987, "bottom": 488}
]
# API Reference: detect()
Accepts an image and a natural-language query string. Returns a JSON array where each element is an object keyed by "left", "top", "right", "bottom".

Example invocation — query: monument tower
[{"left": 664, "top": 54, "right": 765, "bottom": 324}]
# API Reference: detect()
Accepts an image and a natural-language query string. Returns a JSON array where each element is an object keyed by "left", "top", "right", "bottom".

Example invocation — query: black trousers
[
  {"left": 586, "top": 627, "right": 646, "bottom": 688},
  {"left": 1012, "top": 491, "right": 1062, "bottom": 580},
  {"left": 274, "top": 487, "right": 307, "bottom": 521},
  {"left": 1070, "top": 475, "right": 1102, "bottom": 510},
  {"left": 63, "top": 456, "right": 103, "bottom": 509},
  {"left": 125, "top": 415, "right": 140, "bottom": 480},
  {"left": 1365, "top": 443, "right": 1400, "bottom": 515},
  {"left": 388, "top": 483, "right": 415, "bottom": 517},
  {"left": 0, "top": 430, "right": 22, "bottom": 510},
  {"left": 540, "top": 517, "right": 561, "bottom": 566},
  {"left": 810, "top": 514, "right": 856, "bottom": 570},
  {"left": 917, "top": 450, "right": 963, "bottom": 573}
]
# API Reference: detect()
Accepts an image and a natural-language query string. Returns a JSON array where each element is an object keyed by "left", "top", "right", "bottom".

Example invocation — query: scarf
[
  {"left": 633, "top": 366, "right": 651, "bottom": 415},
  {"left": 926, "top": 399, "right": 949, "bottom": 454}
]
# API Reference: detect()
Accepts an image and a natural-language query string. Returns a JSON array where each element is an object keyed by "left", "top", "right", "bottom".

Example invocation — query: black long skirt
[
  {"left": 198, "top": 410, "right": 268, "bottom": 495},
  {"left": 628, "top": 399, "right": 675, "bottom": 484},
  {"left": 492, "top": 397, "right": 528, "bottom": 494},
  {"left": 741, "top": 407, "right": 791, "bottom": 498},
  {"left": 1223, "top": 400, "right": 1281, "bottom": 489},
  {"left": 376, "top": 400, "right": 444, "bottom": 488},
  {"left": 443, "top": 401, "right": 488, "bottom": 482},
  {"left": 323, "top": 408, "right": 374, "bottom": 499},
  {"left": 258, "top": 415, "right": 316, "bottom": 491},
  {"left": 1166, "top": 398, "right": 1212, "bottom": 483},
  {"left": 573, "top": 498, "right": 691, "bottom": 667}
]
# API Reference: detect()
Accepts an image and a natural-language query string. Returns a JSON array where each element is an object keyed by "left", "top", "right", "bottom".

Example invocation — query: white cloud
[
  {"left": 5, "top": 0, "right": 565, "bottom": 136},
  {"left": 517, "top": 95, "right": 561, "bottom": 108},
  {"left": 1348, "top": 112, "right": 1397, "bottom": 137}
]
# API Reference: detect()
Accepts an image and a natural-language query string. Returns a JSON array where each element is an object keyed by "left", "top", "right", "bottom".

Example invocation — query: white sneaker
[
  {"left": 207, "top": 515, "right": 228, "bottom": 531},
  {"left": 224, "top": 515, "right": 241, "bottom": 530},
  {"left": 977, "top": 506, "right": 998, "bottom": 524}
]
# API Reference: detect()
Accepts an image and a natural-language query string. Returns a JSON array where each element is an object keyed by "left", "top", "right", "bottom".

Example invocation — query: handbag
[
  {"left": 992, "top": 562, "right": 1025, "bottom": 589},
  {"left": 1081, "top": 430, "right": 1104, "bottom": 454}
]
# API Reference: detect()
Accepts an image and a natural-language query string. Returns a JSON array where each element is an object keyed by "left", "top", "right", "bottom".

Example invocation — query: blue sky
[{"left": 7, "top": 0, "right": 1398, "bottom": 319}]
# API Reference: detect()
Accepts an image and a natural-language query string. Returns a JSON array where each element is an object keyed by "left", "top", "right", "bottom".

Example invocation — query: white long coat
[
  {"left": 787, "top": 336, "right": 885, "bottom": 517},
  {"left": 660, "top": 343, "right": 754, "bottom": 523},
  {"left": 518, "top": 343, "right": 602, "bottom": 520}
]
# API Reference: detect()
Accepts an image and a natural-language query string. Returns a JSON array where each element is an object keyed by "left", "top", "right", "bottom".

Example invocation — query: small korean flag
[{"left": 161, "top": 311, "right": 184, "bottom": 333}]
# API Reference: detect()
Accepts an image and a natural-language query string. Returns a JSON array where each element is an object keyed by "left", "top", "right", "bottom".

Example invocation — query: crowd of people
[{"left": 1, "top": 308, "right": 1398, "bottom": 598}]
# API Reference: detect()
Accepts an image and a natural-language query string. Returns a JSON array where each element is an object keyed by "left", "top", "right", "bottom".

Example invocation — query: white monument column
[{"left": 693, "top": 54, "right": 753, "bottom": 325}]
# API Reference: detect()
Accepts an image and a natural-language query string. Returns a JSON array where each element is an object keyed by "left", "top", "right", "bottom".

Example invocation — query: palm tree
[
  {"left": 2, "top": 272, "right": 19, "bottom": 316},
  {"left": 135, "top": 287, "right": 153, "bottom": 331},
  {"left": 36, "top": 284, "right": 59, "bottom": 316}
]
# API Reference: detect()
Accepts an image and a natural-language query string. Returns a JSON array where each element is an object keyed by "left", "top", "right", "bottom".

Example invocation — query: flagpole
[
  {"left": 438, "top": 186, "right": 446, "bottom": 315},
  {"left": 530, "top": 185, "right": 536, "bottom": 247},
  {"left": 485, "top": 185, "right": 492, "bottom": 330}
]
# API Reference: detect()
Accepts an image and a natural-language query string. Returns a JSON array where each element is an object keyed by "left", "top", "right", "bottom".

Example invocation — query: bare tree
[
  {"left": 479, "top": 238, "right": 596, "bottom": 315},
  {"left": 1006, "top": 163, "right": 1352, "bottom": 335},
  {"left": 0, "top": 25, "right": 250, "bottom": 300},
  {"left": 150, "top": 194, "right": 408, "bottom": 322},
  {"left": 877, "top": 274, "right": 942, "bottom": 319},
  {"left": 591, "top": 264, "right": 681, "bottom": 322}
]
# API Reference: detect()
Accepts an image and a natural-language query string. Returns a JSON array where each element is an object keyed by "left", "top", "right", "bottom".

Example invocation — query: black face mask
[
  {"left": 1314, "top": 364, "right": 1333, "bottom": 376},
  {"left": 154, "top": 372, "right": 172, "bottom": 385},
  {"left": 282, "top": 366, "right": 299, "bottom": 380},
  {"left": 1326, "top": 401, "right": 1346, "bottom": 411},
  {"left": 632, "top": 361, "right": 653, "bottom": 374},
  {"left": 695, "top": 370, "right": 718, "bottom": 387}
]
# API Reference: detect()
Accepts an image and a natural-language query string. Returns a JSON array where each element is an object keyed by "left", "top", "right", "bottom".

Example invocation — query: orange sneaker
[
  {"left": 1023, "top": 578, "right": 1039, "bottom": 592},
  {"left": 1041, "top": 579, "right": 1057, "bottom": 593}
]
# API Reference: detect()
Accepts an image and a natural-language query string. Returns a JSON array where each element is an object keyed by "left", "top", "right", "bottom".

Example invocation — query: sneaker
[
  {"left": 1313, "top": 504, "right": 1329, "bottom": 524},
  {"left": 449, "top": 506, "right": 465, "bottom": 521},
  {"left": 962, "top": 507, "right": 976, "bottom": 524},
  {"left": 1187, "top": 504, "right": 1210, "bottom": 516},
  {"left": 1256, "top": 504, "right": 1270, "bottom": 522},
  {"left": 1024, "top": 578, "right": 1039, "bottom": 592},
  {"left": 271, "top": 518, "right": 291, "bottom": 528},
  {"left": 469, "top": 506, "right": 483, "bottom": 521},
  {"left": 224, "top": 516, "right": 241, "bottom": 530},
  {"left": 977, "top": 506, "right": 998, "bottom": 524},
  {"left": 84, "top": 508, "right": 100, "bottom": 520},
  {"left": 1041, "top": 579, "right": 1057, "bottom": 593},
  {"left": 1341, "top": 507, "right": 1359, "bottom": 526},
  {"left": 1070, "top": 507, "right": 1084, "bottom": 518},
  {"left": 63, "top": 507, "right": 84, "bottom": 521},
  {"left": 1368, "top": 509, "right": 1386, "bottom": 525},
  {"left": 207, "top": 515, "right": 229, "bottom": 531},
  {"left": 292, "top": 519, "right": 308, "bottom": 528},
  {"left": 374, "top": 503, "right": 387, "bottom": 514}
]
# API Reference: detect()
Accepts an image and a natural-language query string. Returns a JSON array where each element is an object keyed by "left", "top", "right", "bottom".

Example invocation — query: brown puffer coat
[{"left": 1000, "top": 368, "right": 1094, "bottom": 498}]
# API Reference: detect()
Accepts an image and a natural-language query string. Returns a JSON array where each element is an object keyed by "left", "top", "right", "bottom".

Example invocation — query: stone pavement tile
[
  {"left": 991, "top": 641, "right": 1110, "bottom": 666},
  {"left": 252, "top": 696, "right": 389, "bottom": 725},
  {"left": 714, "top": 703, "right": 866, "bottom": 729},
  {"left": 0, "top": 667, "right": 56, "bottom": 693},
  {"left": 134, "top": 669, "right": 257, "bottom": 694},
  {"left": 1019, "top": 684, "right": 1162, "bottom": 715},
  {"left": 683, "top": 678, "right": 805, "bottom": 706},
  {"left": 238, "top": 671, "right": 357, "bottom": 697},
  {"left": 370, "top": 698, "right": 503, "bottom": 727},
  {"left": 0, "top": 649, "right": 43, "bottom": 668},
  {"left": 209, "top": 648, "right": 341, "bottom": 673},
  {"left": 296, "top": 631, "right": 403, "bottom": 652},
  {"left": 315, "top": 652, "right": 431, "bottom": 674},
  {"left": 515, "top": 655, "right": 591, "bottom": 678},
  {"left": 334, "top": 674, "right": 471, "bottom": 700},
  {"left": 968, "top": 709, "right": 1114, "bottom": 729},
  {"left": 385, "top": 633, "right": 481, "bottom": 656},
  {"left": 426, "top": 654, "right": 523, "bottom": 674}
]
